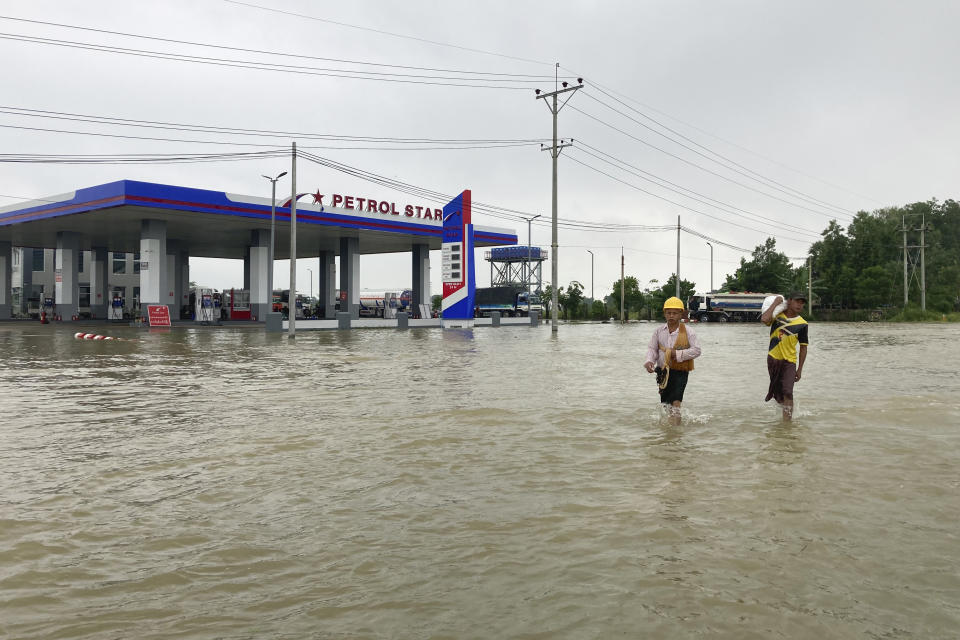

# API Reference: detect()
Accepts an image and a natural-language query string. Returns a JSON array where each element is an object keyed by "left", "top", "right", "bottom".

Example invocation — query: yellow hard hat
[{"left": 663, "top": 296, "right": 685, "bottom": 310}]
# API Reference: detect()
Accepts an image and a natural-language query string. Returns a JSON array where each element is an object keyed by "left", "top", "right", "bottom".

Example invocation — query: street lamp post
[
  {"left": 706, "top": 242, "right": 713, "bottom": 293},
  {"left": 586, "top": 250, "right": 594, "bottom": 301},
  {"left": 521, "top": 214, "right": 541, "bottom": 304},
  {"left": 261, "top": 171, "right": 287, "bottom": 314}
]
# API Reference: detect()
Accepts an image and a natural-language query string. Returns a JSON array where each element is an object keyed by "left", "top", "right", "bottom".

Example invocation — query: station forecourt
[{"left": 0, "top": 180, "right": 518, "bottom": 322}]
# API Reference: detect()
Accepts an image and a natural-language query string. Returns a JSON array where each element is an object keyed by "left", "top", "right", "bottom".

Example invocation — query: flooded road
[{"left": 1, "top": 321, "right": 958, "bottom": 638}]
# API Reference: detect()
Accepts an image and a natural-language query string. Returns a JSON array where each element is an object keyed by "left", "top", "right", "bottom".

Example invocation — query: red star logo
[{"left": 312, "top": 190, "right": 324, "bottom": 205}]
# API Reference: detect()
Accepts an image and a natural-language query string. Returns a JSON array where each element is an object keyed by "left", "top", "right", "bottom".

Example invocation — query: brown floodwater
[{"left": 1, "top": 321, "right": 958, "bottom": 638}]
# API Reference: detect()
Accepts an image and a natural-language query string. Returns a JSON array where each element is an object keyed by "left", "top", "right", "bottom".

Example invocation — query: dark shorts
[
  {"left": 766, "top": 355, "right": 796, "bottom": 403},
  {"left": 656, "top": 368, "right": 689, "bottom": 404}
]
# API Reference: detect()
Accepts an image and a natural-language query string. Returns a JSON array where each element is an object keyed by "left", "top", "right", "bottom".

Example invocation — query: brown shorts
[{"left": 765, "top": 355, "right": 796, "bottom": 403}]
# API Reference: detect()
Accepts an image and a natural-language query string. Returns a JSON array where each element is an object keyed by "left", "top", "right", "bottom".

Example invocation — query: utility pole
[
  {"left": 288, "top": 141, "right": 297, "bottom": 337},
  {"left": 536, "top": 67, "right": 583, "bottom": 333},
  {"left": 902, "top": 212, "right": 929, "bottom": 311},
  {"left": 706, "top": 242, "right": 713, "bottom": 293},
  {"left": 920, "top": 212, "right": 926, "bottom": 312},
  {"left": 586, "top": 250, "right": 594, "bottom": 301},
  {"left": 903, "top": 215, "right": 908, "bottom": 306},
  {"left": 675, "top": 215, "right": 681, "bottom": 298},
  {"left": 620, "top": 247, "right": 625, "bottom": 323},
  {"left": 807, "top": 256, "right": 813, "bottom": 313}
]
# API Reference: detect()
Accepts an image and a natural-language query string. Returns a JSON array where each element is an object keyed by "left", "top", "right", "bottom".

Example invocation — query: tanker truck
[{"left": 687, "top": 291, "right": 778, "bottom": 322}]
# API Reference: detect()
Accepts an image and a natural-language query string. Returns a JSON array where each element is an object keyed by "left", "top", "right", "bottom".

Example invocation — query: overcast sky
[{"left": 2, "top": 1, "right": 957, "bottom": 298}]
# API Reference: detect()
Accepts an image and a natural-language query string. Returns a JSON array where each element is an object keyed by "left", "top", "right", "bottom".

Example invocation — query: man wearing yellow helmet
[{"left": 643, "top": 296, "right": 702, "bottom": 424}]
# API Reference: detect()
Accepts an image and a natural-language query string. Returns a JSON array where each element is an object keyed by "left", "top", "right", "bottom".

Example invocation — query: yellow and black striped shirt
[{"left": 768, "top": 313, "right": 808, "bottom": 363}]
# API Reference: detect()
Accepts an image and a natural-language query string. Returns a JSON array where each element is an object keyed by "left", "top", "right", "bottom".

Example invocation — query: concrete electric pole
[
  {"left": 675, "top": 216, "right": 681, "bottom": 299},
  {"left": 586, "top": 249, "right": 594, "bottom": 301},
  {"left": 535, "top": 67, "right": 583, "bottom": 333},
  {"left": 620, "top": 247, "right": 625, "bottom": 323},
  {"left": 289, "top": 141, "right": 297, "bottom": 338}
]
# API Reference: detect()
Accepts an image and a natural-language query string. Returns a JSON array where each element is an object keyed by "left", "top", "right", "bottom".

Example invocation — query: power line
[
  {"left": 0, "top": 122, "right": 542, "bottom": 152},
  {"left": 568, "top": 102, "right": 855, "bottom": 221},
  {"left": 565, "top": 243, "right": 745, "bottom": 264},
  {"left": 220, "top": 0, "right": 555, "bottom": 67},
  {"left": 563, "top": 152, "right": 816, "bottom": 244},
  {"left": 679, "top": 226, "right": 749, "bottom": 253},
  {"left": 581, "top": 87, "right": 856, "bottom": 218},
  {"left": 0, "top": 32, "right": 538, "bottom": 89},
  {"left": 0, "top": 150, "right": 289, "bottom": 164},
  {"left": 297, "top": 149, "right": 676, "bottom": 233},
  {"left": 559, "top": 65, "right": 884, "bottom": 207},
  {"left": 572, "top": 143, "right": 823, "bottom": 237},
  {"left": 0, "top": 105, "right": 548, "bottom": 146},
  {"left": 0, "top": 15, "right": 557, "bottom": 77}
]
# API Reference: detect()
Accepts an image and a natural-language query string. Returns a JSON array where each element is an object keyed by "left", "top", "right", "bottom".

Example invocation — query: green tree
[
  {"left": 431, "top": 294, "right": 441, "bottom": 312},
  {"left": 855, "top": 265, "right": 895, "bottom": 308},
  {"left": 608, "top": 276, "right": 644, "bottom": 318},
  {"left": 541, "top": 284, "right": 554, "bottom": 318},
  {"left": 724, "top": 238, "right": 793, "bottom": 293},
  {"left": 590, "top": 299, "right": 607, "bottom": 320},
  {"left": 562, "top": 281, "right": 585, "bottom": 319},
  {"left": 648, "top": 274, "right": 696, "bottom": 315},
  {"left": 809, "top": 221, "right": 850, "bottom": 307}
]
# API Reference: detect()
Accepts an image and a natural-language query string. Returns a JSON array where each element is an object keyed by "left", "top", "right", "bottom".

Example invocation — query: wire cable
[
  {"left": 220, "top": 0, "right": 555, "bottom": 67},
  {"left": 0, "top": 14, "right": 558, "bottom": 77},
  {"left": 581, "top": 88, "right": 856, "bottom": 218},
  {"left": 0, "top": 105, "right": 550, "bottom": 145},
  {"left": 563, "top": 152, "right": 816, "bottom": 244},
  {"left": 0, "top": 32, "right": 538, "bottom": 89},
  {"left": 569, "top": 102, "right": 855, "bottom": 221},
  {"left": 560, "top": 65, "right": 884, "bottom": 206},
  {"left": 572, "top": 143, "right": 823, "bottom": 238}
]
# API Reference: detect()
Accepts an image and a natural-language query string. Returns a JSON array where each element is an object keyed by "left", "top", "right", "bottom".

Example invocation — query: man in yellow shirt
[{"left": 760, "top": 292, "right": 808, "bottom": 421}]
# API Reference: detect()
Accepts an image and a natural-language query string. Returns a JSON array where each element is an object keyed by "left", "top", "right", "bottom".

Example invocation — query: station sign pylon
[{"left": 441, "top": 190, "right": 475, "bottom": 328}]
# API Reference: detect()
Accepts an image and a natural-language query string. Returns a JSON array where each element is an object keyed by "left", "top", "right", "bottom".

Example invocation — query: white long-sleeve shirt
[{"left": 644, "top": 323, "right": 702, "bottom": 368}]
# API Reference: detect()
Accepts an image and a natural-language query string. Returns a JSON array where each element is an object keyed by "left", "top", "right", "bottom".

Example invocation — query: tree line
[{"left": 551, "top": 199, "right": 960, "bottom": 320}]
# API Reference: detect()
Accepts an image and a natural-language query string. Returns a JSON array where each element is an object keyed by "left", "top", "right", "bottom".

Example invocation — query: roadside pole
[
  {"left": 535, "top": 68, "right": 582, "bottom": 333},
  {"left": 289, "top": 141, "right": 297, "bottom": 338}
]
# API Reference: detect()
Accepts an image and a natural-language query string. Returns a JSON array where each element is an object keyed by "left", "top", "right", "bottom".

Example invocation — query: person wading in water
[
  {"left": 644, "top": 297, "right": 702, "bottom": 425},
  {"left": 760, "top": 292, "right": 809, "bottom": 421}
]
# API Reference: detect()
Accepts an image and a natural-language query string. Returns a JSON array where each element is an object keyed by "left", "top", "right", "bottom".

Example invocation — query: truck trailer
[{"left": 688, "top": 291, "right": 778, "bottom": 322}]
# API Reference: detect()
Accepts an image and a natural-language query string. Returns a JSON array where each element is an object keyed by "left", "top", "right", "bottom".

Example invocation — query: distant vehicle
[
  {"left": 474, "top": 285, "right": 543, "bottom": 318},
  {"left": 271, "top": 289, "right": 304, "bottom": 319},
  {"left": 688, "top": 291, "right": 778, "bottom": 322},
  {"left": 359, "top": 294, "right": 385, "bottom": 317},
  {"left": 358, "top": 289, "right": 413, "bottom": 317}
]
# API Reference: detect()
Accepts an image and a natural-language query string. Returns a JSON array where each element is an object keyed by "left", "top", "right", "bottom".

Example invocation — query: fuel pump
[
  {"left": 41, "top": 297, "right": 56, "bottom": 323},
  {"left": 195, "top": 288, "right": 215, "bottom": 323},
  {"left": 110, "top": 293, "right": 125, "bottom": 320},
  {"left": 384, "top": 292, "right": 398, "bottom": 319},
  {"left": 214, "top": 291, "right": 224, "bottom": 320}
]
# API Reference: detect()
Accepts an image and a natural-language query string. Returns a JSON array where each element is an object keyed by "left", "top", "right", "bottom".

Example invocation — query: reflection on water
[{"left": 1, "top": 321, "right": 959, "bottom": 639}]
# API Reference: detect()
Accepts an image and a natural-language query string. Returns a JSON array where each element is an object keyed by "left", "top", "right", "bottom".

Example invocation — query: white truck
[{"left": 688, "top": 291, "right": 778, "bottom": 322}]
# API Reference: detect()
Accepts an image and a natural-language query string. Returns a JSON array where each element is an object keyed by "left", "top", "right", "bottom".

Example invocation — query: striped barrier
[{"left": 73, "top": 332, "right": 135, "bottom": 342}]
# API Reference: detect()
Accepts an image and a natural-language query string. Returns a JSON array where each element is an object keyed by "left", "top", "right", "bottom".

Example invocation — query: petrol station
[{"left": 0, "top": 180, "right": 518, "bottom": 323}]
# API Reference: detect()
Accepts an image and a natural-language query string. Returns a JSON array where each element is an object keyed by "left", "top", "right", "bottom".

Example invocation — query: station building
[{"left": 0, "top": 180, "right": 517, "bottom": 321}]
